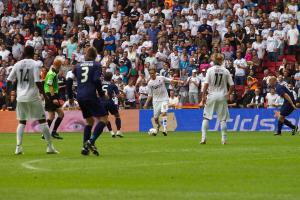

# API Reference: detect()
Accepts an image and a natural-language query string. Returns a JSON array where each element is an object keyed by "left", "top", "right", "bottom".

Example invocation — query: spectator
[
  {"left": 138, "top": 80, "right": 148, "bottom": 109},
  {"left": 234, "top": 51, "right": 248, "bottom": 85},
  {"left": 287, "top": 21, "right": 299, "bottom": 55},
  {"left": 123, "top": 81, "right": 136, "bottom": 109},
  {"left": 187, "top": 69, "right": 200, "bottom": 104},
  {"left": 228, "top": 94, "right": 238, "bottom": 108},
  {"left": 169, "top": 90, "right": 179, "bottom": 109},
  {"left": 247, "top": 89, "right": 265, "bottom": 108},
  {"left": 265, "top": 88, "right": 279, "bottom": 108},
  {"left": 62, "top": 98, "right": 79, "bottom": 110}
]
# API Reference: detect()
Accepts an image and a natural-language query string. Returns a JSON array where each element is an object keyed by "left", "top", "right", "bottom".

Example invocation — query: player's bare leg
[
  {"left": 200, "top": 118, "right": 209, "bottom": 144},
  {"left": 15, "top": 120, "right": 26, "bottom": 155},
  {"left": 220, "top": 120, "right": 227, "bottom": 145},
  {"left": 154, "top": 117, "right": 160, "bottom": 136},
  {"left": 86, "top": 116, "right": 108, "bottom": 156},
  {"left": 161, "top": 112, "right": 168, "bottom": 136},
  {"left": 81, "top": 117, "right": 94, "bottom": 155}
]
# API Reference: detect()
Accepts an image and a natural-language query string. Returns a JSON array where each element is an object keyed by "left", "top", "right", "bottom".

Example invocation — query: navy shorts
[
  {"left": 78, "top": 99, "right": 108, "bottom": 119},
  {"left": 280, "top": 103, "right": 294, "bottom": 117},
  {"left": 102, "top": 100, "right": 119, "bottom": 115}
]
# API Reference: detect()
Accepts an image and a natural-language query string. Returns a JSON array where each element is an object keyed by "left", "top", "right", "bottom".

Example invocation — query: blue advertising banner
[{"left": 139, "top": 109, "right": 300, "bottom": 132}]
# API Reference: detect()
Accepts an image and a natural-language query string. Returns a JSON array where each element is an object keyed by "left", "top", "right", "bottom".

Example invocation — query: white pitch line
[{"left": 21, "top": 159, "right": 52, "bottom": 171}]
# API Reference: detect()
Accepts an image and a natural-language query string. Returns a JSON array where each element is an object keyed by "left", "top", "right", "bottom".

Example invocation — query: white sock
[
  {"left": 201, "top": 119, "right": 209, "bottom": 141},
  {"left": 39, "top": 123, "right": 52, "bottom": 145},
  {"left": 221, "top": 121, "right": 227, "bottom": 141},
  {"left": 16, "top": 124, "right": 25, "bottom": 146},
  {"left": 162, "top": 116, "right": 167, "bottom": 132}
]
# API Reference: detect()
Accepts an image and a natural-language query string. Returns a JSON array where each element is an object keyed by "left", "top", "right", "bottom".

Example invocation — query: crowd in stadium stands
[{"left": 0, "top": 0, "right": 300, "bottom": 111}]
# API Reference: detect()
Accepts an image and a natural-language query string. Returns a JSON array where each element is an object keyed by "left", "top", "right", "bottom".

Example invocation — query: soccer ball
[{"left": 148, "top": 128, "right": 157, "bottom": 136}]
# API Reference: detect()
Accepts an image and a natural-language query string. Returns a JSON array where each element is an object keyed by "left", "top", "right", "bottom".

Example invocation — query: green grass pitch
[{"left": 0, "top": 132, "right": 300, "bottom": 200}]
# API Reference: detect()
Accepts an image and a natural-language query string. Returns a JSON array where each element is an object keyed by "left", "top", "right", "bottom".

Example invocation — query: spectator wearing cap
[{"left": 188, "top": 69, "right": 200, "bottom": 104}]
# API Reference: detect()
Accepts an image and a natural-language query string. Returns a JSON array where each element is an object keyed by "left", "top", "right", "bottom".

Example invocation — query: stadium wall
[
  {"left": 0, "top": 110, "right": 139, "bottom": 133},
  {"left": 0, "top": 109, "right": 299, "bottom": 133}
]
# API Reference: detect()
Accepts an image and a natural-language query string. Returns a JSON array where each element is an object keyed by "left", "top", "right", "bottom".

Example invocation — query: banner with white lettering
[{"left": 139, "top": 109, "right": 300, "bottom": 132}]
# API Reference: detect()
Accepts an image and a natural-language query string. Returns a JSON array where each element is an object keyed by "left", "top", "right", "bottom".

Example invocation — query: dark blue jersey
[
  {"left": 102, "top": 81, "right": 119, "bottom": 100},
  {"left": 73, "top": 61, "right": 104, "bottom": 101},
  {"left": 275, "top": 84, "right": 296, "bottom": 104}
]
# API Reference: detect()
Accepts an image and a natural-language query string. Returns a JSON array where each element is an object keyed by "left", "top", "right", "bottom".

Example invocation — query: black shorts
[
  {"left": 280, "top": 102, "right": 295, "bottom": 117},
  {"left": 102, "top": 100, "right": 119, "bottom": 115},
  {"left": 45, "top": 93, "right": 61, "bottom": 112},
  {"left": 78, "top": 99, "right": 107, "bottom": 119}
]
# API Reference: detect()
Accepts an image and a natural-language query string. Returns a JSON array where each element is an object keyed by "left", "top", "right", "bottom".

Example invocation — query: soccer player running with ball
[
  {"left": 268, "top": 76, "right": 298, "bottom": 135},
  {"left": 7, "top": 46, "right": 58, "bottom": 154},
  {"left": 43, "top": 58, "right": 64, "bottom": 139},
  {"left": 199, "top": 53, "right": 234, "bottom": 145},
  {"left": 72, "top": 47, "right": 108, "bottom": 156},
  {"left": 101, "top": 72, "right": 123, "bottom": 138},
  {"left": 144, "top": 68, "right": 183, "bottom": 136}
]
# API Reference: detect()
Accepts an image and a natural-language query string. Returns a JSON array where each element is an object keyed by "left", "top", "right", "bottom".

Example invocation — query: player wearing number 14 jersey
[
  {"left": 200, "top": 53, "right": 234, "bottom": 145},
  {"left": 73, "top": 47, "right": 108, "bottom": 156}
]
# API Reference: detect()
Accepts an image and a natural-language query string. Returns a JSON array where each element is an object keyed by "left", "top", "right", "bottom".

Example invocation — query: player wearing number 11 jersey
[
  {"left": 73, "top": 47, "right": 107, "bottom": 156},
  {"left": 200, "top": 53, "right": 234, "bottom": 145}
]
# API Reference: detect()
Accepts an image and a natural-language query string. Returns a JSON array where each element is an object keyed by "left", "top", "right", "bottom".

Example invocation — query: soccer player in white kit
[
  {"left": 7, "top": 46, "right": 58, "bottom": 154},
  {"left": 144, "top": 68, "right": 183, "bottom": 136},
  {"left": 199, "top": 53, "right": 234, "bottom": 144}
]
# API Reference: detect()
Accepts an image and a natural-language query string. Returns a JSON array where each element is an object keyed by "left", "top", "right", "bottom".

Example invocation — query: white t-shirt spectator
[
  {"left": 265, "top": 92, "right": 279, "bottom": 108},
  {"left": 169, "top": 96, "right": 179, "bottom": 109},
  {"left": 233, "top": 58, "right": 247, "bottom": 76},
  {"left": 169, "top": 53, "right": 180, "bottom": 69},
  {"left": 287, "top": 28, "right": 299, "bottom": 45},
  {"left": 252, "top": 42, "right": 266, "bottom": 59},
  {"left": 188, "top": 76, "right": 200, "bottom": 93},
  {"left": 124, "top": 85, "right": 136, "bottom": 102},
  {"left": 266, "top": 36, "right": 280, "bottom": 52},
  {"left": 52, "top": 0, "right": 63, "bottom": 15}
]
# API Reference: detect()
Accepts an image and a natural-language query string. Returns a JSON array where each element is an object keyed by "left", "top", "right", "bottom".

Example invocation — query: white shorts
[
  {"left": 153, "top": 101, "right": 169, "bottom": 118},
  {"left": 16, "top": 100, "right": 46, "bottom": 121},
  {"left": 203, "top": 98, "right": 230, "bottom": 121}
]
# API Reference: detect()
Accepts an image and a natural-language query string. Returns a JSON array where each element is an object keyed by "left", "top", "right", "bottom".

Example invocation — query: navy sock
[
  {"left": 284, "top": 119, "right": 296, "bottom": 129},
  {"left": 83, "top": 125, "right": 92, "bottom": 146},
  {"left": 106, "top": 121, "right": 112, "bottom": 131},
  {"left": 116, "top": 118, "right": 121, "bottom": 130},
  {"left": 52, "top": 117, "right": 63, "bottom": 133},
  {"left": 47, "top": 119, "right": 53, "bottom": 128},
  {"left": 90, "top": 121, "right": 106, "bottom": 144},
  {"left": 277, "top": 121, "right": 283, "bottom": 134}
]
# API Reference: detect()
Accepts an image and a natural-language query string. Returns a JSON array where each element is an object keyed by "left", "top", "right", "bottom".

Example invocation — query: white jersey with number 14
[{"left": 7, "top": 59, "right": 42, "bottom": 102}]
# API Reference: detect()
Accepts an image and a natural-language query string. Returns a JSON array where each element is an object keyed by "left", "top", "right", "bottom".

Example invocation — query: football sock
[
  {"left": 83, "top": 125, "right": 92, "bottom": 146},
  {"left": 201, "top": 119, "right": 209, "bottom": 141},
  {"left": 90, "top": 121, "right": 106, "bottom": 144},
  {"left": 277, "top": 121, "right": 283, "bottom": 134},
  {"left": 115, "top": 117, "right": 121, "bottom": 130},
  {"left": 106, "top": 121, "right": 112, "bottom": 131},
  {"left": 16, "top": 124, "right": 25, "bottom": 146},
  {"left": 40, "top": 123, "right": 52, "bottom": 145},
  {"left": 52, "top": 117, "right": 63, "bottom": 133},
  {"left": 47, "top": 119, "right": 53, "bottom": 128},
  {"left": 283, "top": 119, "right": 296, "bottom": 129},
  {"left": 220, "top": 121, "right": 227, "bottom": 141},
  {"left": 162, "top": 116, "right": 167, "bottom": 132}
]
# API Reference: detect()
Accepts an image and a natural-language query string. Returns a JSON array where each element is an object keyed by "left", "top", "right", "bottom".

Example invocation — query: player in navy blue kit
[
  {"left": 101, "top": 72, "right": 123, "bottom": 138},
  {"left": 72, "top": 47, "right": 108, "bottom": 156},
  {"left": 268, "top": 77, "right": 298, "bottom": 136}
]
